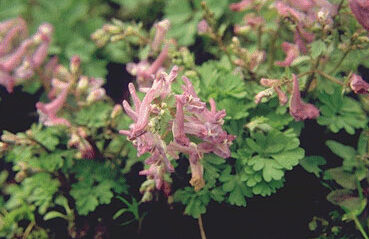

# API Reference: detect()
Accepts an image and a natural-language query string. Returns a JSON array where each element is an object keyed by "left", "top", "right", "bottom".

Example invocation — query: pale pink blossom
[
  {"left": 349, "top": 73, "right": 369, "bottom": 94},
  {"left": 289, "top": 74, "right": 320, "bottom": 121},
  {"left": 275, "top": 42, "right": 299, "bottom": 67},
  {"left": 36, "top": 84, "right": 71, "bottom": 126},
  {"left": 198, "top": 20, "right": 210, "bottom": 34},
  {"left": 152, "top": 19, "right": 170, "bottom": 51},
  {"left": 120, "top": 66, "right": 235, "bottom": 194},
  {"left": 229, "top": 0, "right": 254, "bottom": 11},
  {"left": 349, "top": 0, "right": 369, "bottom": 31}
]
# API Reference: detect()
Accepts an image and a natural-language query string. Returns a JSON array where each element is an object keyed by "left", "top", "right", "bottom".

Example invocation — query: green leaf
[
  {"left": 299, "top": 156, "right": 326, "bottom": 177},
  {"left": 43, "top": 211, "right": 67, "bottom": 220},
  {"left": 310, "top": 40, "right": 327, "bottom": 59},
  {"left": 325, "top": 140, "right": 356, "bottom": 161},
  {"left": 325, "top": 167, "right": 357, "bottom": 190},
  {"left": 70, "top": 161, "right": 127, "bottom": 215},
  {"left": 174, "top": 187, "right": 210, "bottom": 218},
  {"left": 75, "top": 101, "right": 112, "bottom": 128},
  {"left": 318, "top": 89, "right": 367, "bottom": 134}
]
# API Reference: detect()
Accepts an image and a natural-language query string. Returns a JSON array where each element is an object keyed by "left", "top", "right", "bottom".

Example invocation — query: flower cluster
[
  {"left": 0, "top": 18, "right": 53, "bottom": 93},
  {"left": 255, "top": 74, "right": 320, "bottom": 121},
  {"left": 120, "top": 66, "right": 235, "bottom": 199},
  {"left": 274, "top": 0, "right": 337, "bottom": 55},
  {"left": 126, "top": 19, "right": 172, "bottom": 92}
]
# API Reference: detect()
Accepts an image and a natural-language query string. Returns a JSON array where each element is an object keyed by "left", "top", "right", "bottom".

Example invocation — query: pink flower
[
  {"left": 0, "top": 18, "right": 28, "bottom": 57},
  {"left": 349, "top": 73, "right": 369, "bottom": 94},
  {"left": 0, "top": 70, "right": 15, "bottom": 93},
  {"left": 120, "top": 66, "right": 235, "bottom": 194},
  {"left": 289, "top": 74, "right": 320, "bottom": 121},
  {"left": 126, "top": 46, "right": 168, "bottom": 92},
  {"left": 68, "top": 128, "right": 95, "bottom": 159},
  {"left": 197, "top": 19, "right": 210, "bottom": 34},
  {"left": 36, "top": 84, "right": 71, "bottom": 126},
  {"left": 275, "top": 42, "right": 299, "bottom": 67},
  {"left": 349, "top": 0, "right": 369, "bottom": 31},
  {"left": 229, "top": 0, "right": 254, "bottom": 11},
  {"left": 152, "top": 19, "right": 170, "bottom": 51},
  {"left": 259, "top": 78, "right": 288, "bottom": 105}
]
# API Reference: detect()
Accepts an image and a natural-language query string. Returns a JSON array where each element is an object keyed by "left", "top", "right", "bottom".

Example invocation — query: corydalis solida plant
[{"left": 120, "top": 66, "right": 235, "bottom": 199}]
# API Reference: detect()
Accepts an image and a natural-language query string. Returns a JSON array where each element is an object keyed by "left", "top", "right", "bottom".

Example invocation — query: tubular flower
[
  {"left": 36, "top": 83, "right": 71, "bottom": 126},
  {"left": 126, "top": 45, "right": 168, "bottom": 92},
  {"left": 275, "top": 42, "right": 299, "bottom": 67},
  {"left": 0, "top": 18, "right": 53, "bottom": 92},
  {"left": 274, "top": 0, "right": 337, "bottom": 53},
  {"left": 349, "top": 0, "right": 369, "bottom": 32},
  {"left": 126, "top": 20, "right": 171, "bottom": 92},
  {"left": 120, "top": 66, "right": 235, "bottom": 196},
  {"left": 68, "top": 128, "right": 95, "bottom": 159},
  {"left": 152, "top": 19, "right": 170, "bottom": 51},
  {"left": 289, "top": 74, "right": 320, "bottom": 121},
  {"left": 259, "top": 78, "right": 288, "bottom": 105},
  {"left": 349, "top": 73, "right": 369, "bottom": 94},
  {"left": 229, "top": 0, "right": 254, "bottom": 11}
]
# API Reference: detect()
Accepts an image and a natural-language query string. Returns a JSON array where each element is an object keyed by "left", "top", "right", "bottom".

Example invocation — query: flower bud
[
  {"left": 70, "top": 55, "right": 81, "bottom": 74},
  {"left": 197, "top": 20, "right": 210, "bottom": 34},
  {"left": 87, "top": 88, "right": 106, "bottom": 103},
  {"left": 111, "top": 104, "right": 123, "bottom": 119}
]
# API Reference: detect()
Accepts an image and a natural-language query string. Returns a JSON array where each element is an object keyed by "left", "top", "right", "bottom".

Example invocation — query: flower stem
[
  {"left": 316, "top": 70, "right": 345, "bottom": 86},
  {"left": 352, "top": 215, "right": 369, "bottom": 239},
  {"left": 198, "top": 215, "right": 207, "bottom": 239},
  {"left": 328, "top": 49, "right": 350, "bottom": 74}
]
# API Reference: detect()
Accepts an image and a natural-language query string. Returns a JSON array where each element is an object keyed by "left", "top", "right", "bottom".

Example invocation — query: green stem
[
  {"left": 268, "top": 25, "right": 280, "bottom": 70},
  {"left": 303, "top": 56, "right": 322, "bottom": 94},
  {"left": 316, "top": 70, "right": 345, "bottom": 86},
  {"left": 328, "top": 49, "right": 350, "bottom": 74},
  {"left": 352, "top": 215, "right": 369, "bottom": 239}
]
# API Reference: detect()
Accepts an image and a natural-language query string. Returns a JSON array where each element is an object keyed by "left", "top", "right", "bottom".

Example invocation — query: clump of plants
[{"left": 0, "top": 0, "right": 369, "bottom": 238}]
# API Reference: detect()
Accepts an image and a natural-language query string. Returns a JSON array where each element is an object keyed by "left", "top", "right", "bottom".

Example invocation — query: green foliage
[
  {"left": 318, "top": 88, "right": 368, "bottom": 135},
  {"left": 164, "top": 0, "right": 228, "bottom": 46},
  {"left": 70, "top": 160, "right": 128, "bottom": 215},
  {"left": 238, "top": 129, "right": 304, "bottom": 196},
  {"left": 75, "top": 101, "right": 113, "bottom": 128},
  {"left": 300, "top": 156, "right": 326, "bottom": 177},
  {"left": 174, "top": 187, "right": 211, "bottom": 218},
  {"left": 195, "top": 60, "right": 251, "bottom": 120}
]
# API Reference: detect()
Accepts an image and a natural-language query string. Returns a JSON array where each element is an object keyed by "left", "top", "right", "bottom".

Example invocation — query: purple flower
[
  {"left": 0, "top": 70, "right": 15, "bottom": 93},
  {"left": 152, "top": 19, "right": 170, "bottom": 51},
  {"left": 259, "top": 78, "right": 288, "bottom": 105},
  {"left": 289, "top": 74, "right": 320, "bottom": 121},
  {"left": 126, "top": 46, "right": 168, "bottom": 92},
  {"left": 229, "top": 0, "right": 254, "bottom": 11},
  {"left": 36, "top": 84, "right": 71, "bottom": 126},
  {"left": 120, "top": 66, "right": 235, "bottom": 195},
  {"left": 349, "top": 73, "right": 369, "bottom": 94},
  {"left": 349, "top": 0, "right": 369, "bottom": 31},
  {"left": 197, "top": 20, "right": 210, "bottom": 34},
  {"left": 0, "top": 19, "right": 53, "bottom": 92},
  {"left": 275, "top": 42, "right": 299, "bottom": 67}
]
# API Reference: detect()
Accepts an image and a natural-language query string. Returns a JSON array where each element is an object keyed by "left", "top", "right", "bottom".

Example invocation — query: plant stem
[
  {"left": 23, "top": 221, "right": 35, "bottom": 239},
  {"left": 303, "top": 56, "right": 321, "bottom": 95},
  {"left": 352, "top": 215, "right": 369, "bottom": 239},
  {"left": 316, "top": 70, "right": 345, "bottom": 86},
  {"left": 257, "top": 25, "right": 262, "bottom": 50},
  {"left": 198, "top": 215, "right": 207, "bottom": 239},
  {"left": 328, "top": 49, "right": 350, "bottom": 74},
  {"left": 267, "top": 25, "right": 280, "bottom": 70}
]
